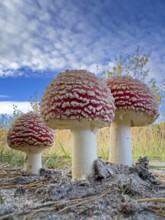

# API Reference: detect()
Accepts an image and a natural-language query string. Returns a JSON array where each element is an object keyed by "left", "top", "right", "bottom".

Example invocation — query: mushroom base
[
  {"left": 109, "top": 113, "right": 132, "bottom": 166},
  {"left": 71, "top": 129, "right": 98, "bottom": 180}
]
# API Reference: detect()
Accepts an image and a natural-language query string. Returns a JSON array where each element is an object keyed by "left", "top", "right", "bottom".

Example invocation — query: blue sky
[{"left": 0, "top": 0, "right": 164, "bottom": 115}]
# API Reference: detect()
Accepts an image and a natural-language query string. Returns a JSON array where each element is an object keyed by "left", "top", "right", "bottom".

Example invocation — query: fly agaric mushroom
[
  {"left": 7, "top": 112, "right": 55, "bottom": 174},
  {"left": 107, "top": 76, "right": 159, "bottom": 166},
  {"left": 40, "top": 69, "right": 115, "bottom": 180}
]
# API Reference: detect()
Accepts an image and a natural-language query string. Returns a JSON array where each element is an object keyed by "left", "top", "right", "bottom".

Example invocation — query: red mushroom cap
[
  {"left": 40, "top": 69, "right": 115, "bottom": 129},
  {"left": 7, "top": 112, "right": 55, "bottom": 152},
  {"left": 107, "top": 76, "right": 159, "bottom": 126}
]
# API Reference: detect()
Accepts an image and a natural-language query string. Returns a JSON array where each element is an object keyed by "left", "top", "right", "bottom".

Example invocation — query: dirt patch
[{"left": 0, "top": 157, "right": 165, "bottom": 220}]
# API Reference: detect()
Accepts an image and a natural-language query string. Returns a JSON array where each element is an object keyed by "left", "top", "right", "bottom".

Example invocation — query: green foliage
[
  {"left": 105, "top": 46, "right": 150, "bottom": 81},
  {"left": 29, "top": 91, "right": 40, "bottom": 113},
  {"left": 43, "top": 141, "right": 71, "bottom": 169},
  {"left": 0, "top": 105, "right": 23, "bottom": 130},
  {"left": 0, "top": 114, "right": 10, "bottom": 130},
  {"left": 0, "top": 148, "right": 24, "bottom": 166},
  {"left": 58, "top": 141, "right": 71, "bottom": 162},
  {"left": 44, "top": 153, "right": 71, "bottom": 169},
  {"left": 98, "top": 148, "right": 109, "bottom": 161},
  {"left": 118, "top": 179, "right": 133, "bottom": 196},
  {"left": 12, "top": 104, "right": 23, "bottom": 118},
  {"left": 125, "top": 46, "right": 149, "bottom": 80}
]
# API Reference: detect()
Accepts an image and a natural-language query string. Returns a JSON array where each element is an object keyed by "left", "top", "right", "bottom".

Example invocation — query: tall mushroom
[
  {"left": 7, "top": 112, "right": 55, "bottom": 174},
  {"left": 107, "top": 75, "right": 159, "bottom": 166},
  {"left": 40, "top": 69, "right": 115, "bottom": 180}
]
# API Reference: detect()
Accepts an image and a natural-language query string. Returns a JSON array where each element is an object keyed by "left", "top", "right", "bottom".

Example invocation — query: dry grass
[{"left": 0, "top": 123, "right": 165, "bottom": 168}]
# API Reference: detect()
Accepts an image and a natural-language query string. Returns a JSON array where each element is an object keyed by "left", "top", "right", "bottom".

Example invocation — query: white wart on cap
[
  {"left": 107, "top": 76, "right": 159, "bottom": 165},
  {"left": 7, "top": 112, "right": 55, "bottom": 174},
  {"left": 41, "top": 69, "right": 115, "bottom": 180}
]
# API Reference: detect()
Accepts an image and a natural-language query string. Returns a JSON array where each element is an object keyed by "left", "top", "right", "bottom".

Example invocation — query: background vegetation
[{"left": 0, "top": 123, "right": 165, "bottom": 169}]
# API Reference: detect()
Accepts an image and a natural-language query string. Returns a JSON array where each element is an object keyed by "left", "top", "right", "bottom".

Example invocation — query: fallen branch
[
  {"left": 24, "top": 187, "right": 112, "bottom": 220},
  {"left": 147, "top": 207, "right": 165, "bottom": 218},
  {"left": 136, "top": 197, "right": 165, "bottom": 218},
  {"left": 136, "top": 198, "right": 165, "bottom": 203}
]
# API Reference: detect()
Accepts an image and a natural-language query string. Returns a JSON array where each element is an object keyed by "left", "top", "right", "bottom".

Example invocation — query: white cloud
[
  {"left": 0, "top": 101, "right": 32, "bottom": 115},
  {"left": 0, "top": 0, "right": 164, "bottom": 80}
]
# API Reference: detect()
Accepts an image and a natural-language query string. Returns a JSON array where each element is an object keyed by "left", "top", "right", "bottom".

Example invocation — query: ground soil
[{"left": 0, "top": 157, "right": 165, "bottom": 220}]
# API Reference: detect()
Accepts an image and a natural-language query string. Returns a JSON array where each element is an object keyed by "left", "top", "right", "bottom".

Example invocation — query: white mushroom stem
[
  {"left": 71, "top": 129, "right": 98, "bottom": 180},
  {"left": 109, "top": 113, "right": 132, "bottom": 166},
  {"left": 24, "top": 150, "right": 42, "bottom": 175}
]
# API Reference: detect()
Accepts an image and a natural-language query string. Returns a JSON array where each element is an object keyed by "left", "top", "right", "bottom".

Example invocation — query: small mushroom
[
  {"left": 107, "top": 76, "right": 159, "bottom": 166},
  {"left": 7, "top": 112, "right": 55, "bottom": 174},
  {"left": 40, "top": 69, "right": 115, "bottom": 180}
]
